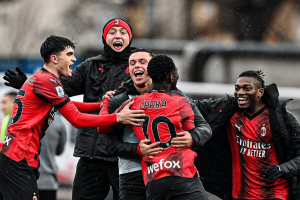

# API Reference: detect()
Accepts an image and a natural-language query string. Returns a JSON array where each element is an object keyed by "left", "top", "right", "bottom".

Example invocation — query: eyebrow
[{"left": 235, "top": 84, "right": 253, "bottom": 87}]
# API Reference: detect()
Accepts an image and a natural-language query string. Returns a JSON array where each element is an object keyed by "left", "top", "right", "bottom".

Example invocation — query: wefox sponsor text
[{"left": 147, "top": 159, "right": 180, "bottom": 174}]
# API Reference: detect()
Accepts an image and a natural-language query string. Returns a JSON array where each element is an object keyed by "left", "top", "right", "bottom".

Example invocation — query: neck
[
  {"left": 102, "top": 39, "right": 131, "bottom": 61},
  {"left": 152, "top": 82, "right": 170, "bottom": 92},
  {"left": 244, "top": 101, "right": 264, "bottom": 115},
  {"left": 135, "top": 79, "right": 152, "bottom": 94},
  {"left": 44, "top": 64, "right": 60, "bottom": 79}
]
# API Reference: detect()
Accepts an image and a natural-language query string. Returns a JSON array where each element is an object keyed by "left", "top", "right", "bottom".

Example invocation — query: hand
[
  {"left": 139, "top": 139, "right": 162, "bottom": 158},
  {"left": 3, "top": 67, "right": 27, "bottom": 89},
  {"left": 102, "top": 90, "right": 116, "bottom": 100},
  {"left": 264, "top": 165, "right": 285, "bottom": 180},
  {"left": 117, "top": 101, "right": 145, "bottom": 126},
  {"left": 171, "top": 131, "right": 195, "bottom": 150}
]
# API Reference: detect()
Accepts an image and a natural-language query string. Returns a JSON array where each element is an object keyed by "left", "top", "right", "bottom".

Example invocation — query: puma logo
[{"left": 235, "top": 124, "right": 243, "bottom": 132}]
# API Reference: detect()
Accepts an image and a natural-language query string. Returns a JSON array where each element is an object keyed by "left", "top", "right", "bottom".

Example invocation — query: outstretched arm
[
  {"left": 58, "top": 100, "right": 144, "bottom": 129},
  {"left": 170, "top": 90, "right": 212, "bottom": 150},
  {"left": 72, "top": 101, "right": 102, "bottom": 113}
]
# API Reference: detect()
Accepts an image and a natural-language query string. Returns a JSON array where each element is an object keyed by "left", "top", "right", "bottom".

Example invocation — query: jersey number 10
[{"left": 142, "top": 115, "right": 177, "bottom": 149}]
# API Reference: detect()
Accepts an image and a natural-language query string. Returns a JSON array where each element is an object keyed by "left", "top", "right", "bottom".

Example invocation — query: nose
[
  {"left": 115, "top": 31, "right": 122, "bottom": 38},
  {"left": 237, "top": 89, "right": 244, "bottom": 95},
  {"left": 72, "top": 55, "right": 77, "bottom": 62}
]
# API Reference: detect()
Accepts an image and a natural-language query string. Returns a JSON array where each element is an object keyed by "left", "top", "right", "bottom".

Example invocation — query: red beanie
[{"left": 102, "top": 18, "right": 132, "bottom": 41}]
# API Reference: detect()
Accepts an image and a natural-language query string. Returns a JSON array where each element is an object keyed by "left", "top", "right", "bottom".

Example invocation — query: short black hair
[
  {"left": 4, "top": 91, "right": 17, "bottom": 102},
  {"left": 130, "top": 48, "right": 155, "bottom": 58},
  {"left": 40, "top": 35, "right": 76, "bottom": 63},
  {"left": 238, "top": 70, "right": 265, "bottom": 88},
  {"left": 147, "top": 55, "right": 175, "bottom": 82}
]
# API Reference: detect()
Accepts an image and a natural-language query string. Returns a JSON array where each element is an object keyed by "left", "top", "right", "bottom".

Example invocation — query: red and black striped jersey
[
  {"left": 2, "top": 68, "right": 69, "bottom": 168},
  {"left": 227, "top": 106, "right": 289, "bottom": 199},
  {"left": 117, "top": 91, "right": 197, "bottom": 185}
]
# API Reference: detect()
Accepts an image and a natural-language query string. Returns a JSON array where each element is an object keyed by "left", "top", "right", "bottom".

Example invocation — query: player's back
[{"left": 130, "top": 91, "right": 197, "bottom": 184}]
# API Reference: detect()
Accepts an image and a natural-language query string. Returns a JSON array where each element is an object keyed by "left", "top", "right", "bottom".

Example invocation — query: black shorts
[
  {"left": 0, "top": 154, "right": 40, "bottom": 200},
  {"left": 146, "top": 176, "right": 209, "bottom": 200},
  {"left": 119, "top": 170, "right": 146, "bottom": 200},
  {"left": 72, "top": 157, "right": 119, "bottom": 200}
]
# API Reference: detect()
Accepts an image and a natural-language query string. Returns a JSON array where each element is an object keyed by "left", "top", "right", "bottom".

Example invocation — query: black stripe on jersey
[
  {"left": 18, "top": 90, "right": 26, "bottom": 97},
  {"left": 244, "top": 106, "right": 267, "bottom": 120},
  {"left": 54, "top": 97, "right": 70, "bottom": 109}
]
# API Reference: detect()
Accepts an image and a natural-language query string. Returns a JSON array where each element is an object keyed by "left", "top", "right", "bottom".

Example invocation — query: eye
[
  {"left": 108, "top": 30, "right": 115, "bottom": 34},
  {"left": 140, "top": 60, "right": 147, "bottom": 64},
  {"left": 245, "top": 87, "right": 251, "bottom": 91},
  {"left": 235, "top": 87, "right": 239, "bottom": 91},
  {"left": 130, "top": 61, "right": 135, "bottom": 66},
  {"left": 121, "top": 29, "right": 128, "bottom": 34}
]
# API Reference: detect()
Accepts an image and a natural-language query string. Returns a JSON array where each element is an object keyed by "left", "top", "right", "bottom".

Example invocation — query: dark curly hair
[
  {"left": 40, "top": 35, "right": 76, "bottom": 63},
  {"left": 147, "top": 55, "right": 175, "bottom": 82},
  {"left": 238, "top": 70, "right": 265, "bottom": 88}
]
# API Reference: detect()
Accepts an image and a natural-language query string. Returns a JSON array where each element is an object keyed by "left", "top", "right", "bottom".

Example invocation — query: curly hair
[
  {"left": 147, "top": 55, "right": 175, "bottom": 82},
  {"left": 40, "top": 35, "right": 76, "bottom": 63},
  {"left": 238, "top": 70, "right": 265, "bottom": 88}
]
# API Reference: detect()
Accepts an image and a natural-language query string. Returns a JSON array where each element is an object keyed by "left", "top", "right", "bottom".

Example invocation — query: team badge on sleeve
[{"left": 55, "top": 86, "right": 65, "bottom": 97}]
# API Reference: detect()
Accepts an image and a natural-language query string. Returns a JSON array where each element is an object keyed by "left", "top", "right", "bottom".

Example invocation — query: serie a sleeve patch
[{"left": 55, "top": 86, "right": 65, "bottom": 97}]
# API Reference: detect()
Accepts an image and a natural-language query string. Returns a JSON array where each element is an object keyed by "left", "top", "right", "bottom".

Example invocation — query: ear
[
  {"left": 50, "top": 55, "right": 58, "bottom": 64},
  {"left": 165, "top": 75, "right": 172, "bottom": 84},
  {"left": 258, "top": 88, "right": 264, "bottom": 98},
  {"left": 170, "top": 74, "right": 174, "bottom": 83}
]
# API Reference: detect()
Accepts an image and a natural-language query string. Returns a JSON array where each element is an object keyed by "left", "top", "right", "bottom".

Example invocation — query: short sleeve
[{"left": 33, "top": 76, "right": 69, "bottom": 108}]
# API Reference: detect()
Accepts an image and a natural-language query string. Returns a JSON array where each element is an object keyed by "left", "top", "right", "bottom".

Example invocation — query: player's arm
[
  {"left": 72, "top": 101, "right": 102, "bottom": 113},
  {"left": 97, "top": 98, "right": 114, "bottom": 133},
  {"left": 98, "top": 97, "right": 135, "bottom": 133},
  {"left": 102, "top": 128, "right": 140, "bottom": 158},
  {"left": 100, "top": 93, "right": 151, "bottom": 158},
  {"left": 58, "top": 99, "right": 144, "bottom": 129},
  {"left": 265, "top": 111, "right": 300, "bottom": 180},
  {"left": 170, "top": 91, "right": 212, "bottom": 149}
]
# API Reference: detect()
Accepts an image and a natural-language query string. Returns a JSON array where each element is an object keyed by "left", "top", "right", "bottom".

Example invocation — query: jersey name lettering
[{"left": 139, "top": 100, "right": 167, "bottom": 109}]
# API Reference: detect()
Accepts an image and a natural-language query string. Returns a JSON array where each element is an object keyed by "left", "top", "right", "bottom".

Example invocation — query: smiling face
[
  {"left": 129, "top": 52, "right": 152, "bottom": 92},
  {"left": 55, "top": 47, "right": 76, "bottom": 78},
  {"left": 234, "top": 77, "right": 264, "bottom": 114},
  {"left": 105, "top": 27, "right": 130, "bottom": 52}
]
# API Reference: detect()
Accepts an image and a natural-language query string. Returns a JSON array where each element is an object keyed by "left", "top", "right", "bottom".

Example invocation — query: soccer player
[
  {"left": 107, "top": 55, "right": 210, "bottom": 200},
  {"left": 3, "top": 18, "right": 137, "bottom": 200},
  {"left": 194, "top": 70, "right": 300, "bottom": 200},
  {"left": 99, "top": 49, "right": 211, "bottom": 200},
  {"left": 0, "top": 35, "right": 144, "bottom": 200}
]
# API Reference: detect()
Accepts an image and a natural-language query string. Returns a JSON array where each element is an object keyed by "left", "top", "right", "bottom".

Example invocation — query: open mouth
[
  {"left": 113, "top": 42, "right": 123, "bottom": 50},
  {"left": 237, "top": 97, "right": 248, "bottom": 105},
  {"left": 69, "top": 64, "right": 73, "bottom": 69},
  {"left": 134, "top": 71, "right": 144, "bottom": 78}
]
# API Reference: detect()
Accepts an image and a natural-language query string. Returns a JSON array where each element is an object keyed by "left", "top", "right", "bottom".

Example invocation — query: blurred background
[{"left": 1, "top": 0, "right": 300, "bottom": 199}]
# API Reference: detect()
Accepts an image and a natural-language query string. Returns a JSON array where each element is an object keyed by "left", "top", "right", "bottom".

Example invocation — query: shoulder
[
  {"left": 109, "top": 92, "right": 130, "bottom": 112},
  {"left": 32, "top": 69, "right": 60, "bottom": 85},
  {"left": 111, "top": 92, "right": 130, "bottom": 104},
  {"left": 77, "top": 54, "right": 106, "bottom": 68}
]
